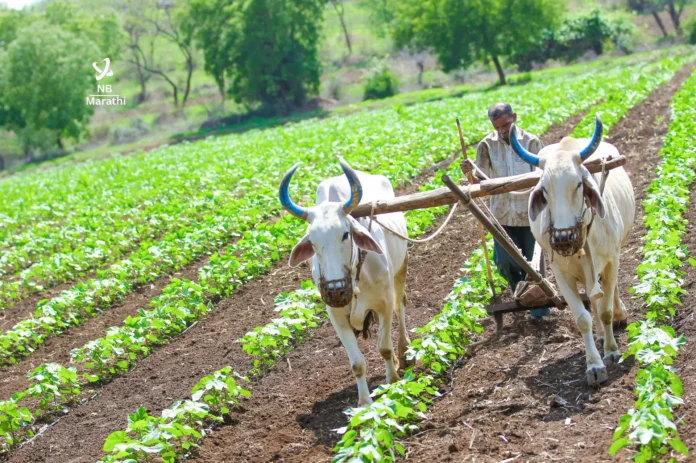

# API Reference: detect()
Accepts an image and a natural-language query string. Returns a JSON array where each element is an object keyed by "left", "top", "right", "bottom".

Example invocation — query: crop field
[{"left": 0, "top": 46, "right": 695, "bottom": 463}]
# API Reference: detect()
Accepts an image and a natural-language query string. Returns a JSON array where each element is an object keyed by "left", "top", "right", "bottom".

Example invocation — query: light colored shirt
[{"left": 475, "top": 128, "right": 543, "bottom": 227}]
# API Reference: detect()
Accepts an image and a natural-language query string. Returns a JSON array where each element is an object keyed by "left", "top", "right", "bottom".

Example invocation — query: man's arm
[{"left": 472, "top": 141, "right": 492, "bottom": 182}]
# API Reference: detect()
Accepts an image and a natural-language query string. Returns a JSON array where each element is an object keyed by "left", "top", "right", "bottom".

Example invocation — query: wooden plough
[{"left": 351, "top": 138, "right": 625, "bottom": 332}]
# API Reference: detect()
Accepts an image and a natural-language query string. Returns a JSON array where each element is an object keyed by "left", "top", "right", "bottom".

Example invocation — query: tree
[
  {"left": 330, "top": 0, "right": 352, "bottom": 56},
  {"left": 0, "top": 22, "right": 99, "bottom": 156},
  {"left": 627, "top": 0, "right": 669, "bottom": 37},
  {"left": 0, "top": 7, "right": 28, "bottom": 50},
  {"left": 179, "top": 0, "right": 237, "bottom": 102},
  {"left": 511, "top": 9, "right": 635, "bottom": 71},
  {"left": 45, "top": 2, "right": 124, "bottom": 59},
  {"left": 626, "top": 0, "right": 692, "bottom": 36},
  {"left": 184, "top": 0, "right": 325, "bottom": 114},
  {"left": 391, "top": 0, "right": 564, "bottom": 85},
  {"left": 117, "top": 0, "right": 196, "bottom": 110}
]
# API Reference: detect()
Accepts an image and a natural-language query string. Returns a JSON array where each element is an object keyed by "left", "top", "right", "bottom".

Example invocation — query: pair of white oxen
[{"left": 279, "top": 116, "right": 635, "bottom": 407}]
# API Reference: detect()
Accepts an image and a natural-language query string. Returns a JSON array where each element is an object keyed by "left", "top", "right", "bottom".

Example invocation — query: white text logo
[{"left": 92, "top": 58, "right": 114, "bottom": 81}]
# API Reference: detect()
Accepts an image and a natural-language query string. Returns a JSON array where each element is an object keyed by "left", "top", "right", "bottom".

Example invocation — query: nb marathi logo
[{"left": 92, "top": 58, "right": 114, "bottom": 81}]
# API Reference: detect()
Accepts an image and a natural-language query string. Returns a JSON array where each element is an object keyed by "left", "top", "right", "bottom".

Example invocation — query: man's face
[{"left": 491, "top": 113, "right": 517, "bottom": 142}]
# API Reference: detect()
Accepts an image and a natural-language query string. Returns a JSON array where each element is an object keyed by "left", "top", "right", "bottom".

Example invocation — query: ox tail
[{"left": 353, "top": 310, "right": 375, "bottom": 340}]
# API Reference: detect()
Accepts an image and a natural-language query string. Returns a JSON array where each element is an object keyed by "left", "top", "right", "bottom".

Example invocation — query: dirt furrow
[
  {"left": 6, "top": 148, "right": 463, "bottom": 462},
  {"left": 401, "top": 62, "right": 696, "bottom": 463},
  {"left": 173, "top": 115, "right": 587, "bottom": 462}
]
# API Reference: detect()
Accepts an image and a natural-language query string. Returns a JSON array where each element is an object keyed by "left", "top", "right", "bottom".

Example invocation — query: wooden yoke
[{"left": 351, "top": 156, "right": 626, "bottom": 218}]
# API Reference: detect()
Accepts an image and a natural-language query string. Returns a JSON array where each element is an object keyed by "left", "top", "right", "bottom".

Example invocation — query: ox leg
[
  {"left": 377, "top": 303, "right": 400, "bottom": 384},
  {"left": 598, "top": 262, "right": 621, "bottom": 365},
  {"left": 613, "top": 283, "right": 628, "bottom": 323},
  {"left": 551, "top": 264, "right": 607, "bottom": 386},
  {"left": 327, "top": 306, "right": 372, "bottom": 407},
  {"left": 393, "top": 258, "right": 410, "bottom": 368}
]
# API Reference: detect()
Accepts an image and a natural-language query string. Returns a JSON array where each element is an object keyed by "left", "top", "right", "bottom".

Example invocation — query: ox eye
[
  {"left": 342, "top": 231, "right": 350, "bottom": 241},
  {"left": 576, "top": 182, "right": 582, "bottom": 190}
]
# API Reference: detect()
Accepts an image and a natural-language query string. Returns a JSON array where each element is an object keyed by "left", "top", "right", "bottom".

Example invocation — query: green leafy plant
[{"left": 609, "top": 65, "right": 696, "bottom": 462}]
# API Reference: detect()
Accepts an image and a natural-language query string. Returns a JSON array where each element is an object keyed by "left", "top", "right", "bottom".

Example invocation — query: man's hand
[{"left": 460, "top": 158, "right": 475, "bottom": 175}]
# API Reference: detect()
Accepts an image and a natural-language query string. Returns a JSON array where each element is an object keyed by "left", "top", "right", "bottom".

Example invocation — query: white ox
[
  {"left": 510, "top": 116, "right": 635, "bottom": 385},
  {"left": 279, "top": 159, "right": 409, "bottom": 406}
]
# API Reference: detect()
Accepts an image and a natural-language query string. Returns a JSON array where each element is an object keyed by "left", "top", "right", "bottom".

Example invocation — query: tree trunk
[
  {"left": 0, "top": 155, "right": 5, "bottom": 172},
  {"left": 667, "top": 0, "right": 682, "bottom": 35},
  {"left": 56, "top": 135, "right": 63, "bottom": 150},
  {"left": 135, "top": 54, "right": 147, "bottom": 104},
  {"left": 651, "top": 10, "right": 669, "bottom": 37},
  {"left": 491, "top": 55, "right": 506, "bottom": 85},
  {"left": 332, "top": 0, "right": 352, "bottom": 56},
  {"left": 24, "top": 149, "right": 33, "bottom": 164},
  {"left": 182, "top": 53, "right": 193, "bottom": 108},
  {"left": 417, "top": 61, "right": 425, "bottom": 86}
]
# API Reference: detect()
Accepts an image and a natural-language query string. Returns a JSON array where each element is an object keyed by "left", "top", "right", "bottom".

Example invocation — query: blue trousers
[{"left": 493, "top": 225, "right": 550, "bottom": 317}]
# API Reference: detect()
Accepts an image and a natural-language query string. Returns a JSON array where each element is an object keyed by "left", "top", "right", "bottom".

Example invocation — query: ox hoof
[
  {"left": 603, "top": 352, "right": 621, "bottom": 366},
  {"left": 357, "top": 397, "right": 374, "bottom": 408},
  {"left": 586, "top": 366, "right": 608, "bottom": 386}
]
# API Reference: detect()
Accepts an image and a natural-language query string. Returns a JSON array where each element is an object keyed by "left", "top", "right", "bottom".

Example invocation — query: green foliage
[
  {"left": 363, "top": 59, "right": 399, "bottom": 100},
  {"left": 182, "top": 0, "right": 324, "bottom": 114},
  {"left": 179, "top": 0, "right": 235, "bottom": 98},
  {"left": 238, "top": 281, "right": 324, "bottom": 375},
  {"left": 685, "top": 17, "right": 696, "bottom": 44},
  {"left": 333, "top": 243, "right": 505, "bottom": 462},
  {"left": 0, "top": 400, "right": 34, "bottom": 453},
  {"left": 25, "top": 363, "right": 81, "bottom": 416},
  {"left": 0, "top": 7, "right": 26, "bottom": 50},
  {"left": 0, "top": 21, "right": 100, "bottom": 153},
  {"left": 99, "top": 367, "right": 250, "bottom": 462},
  {"left": 610, "top": 65, "right": 696, "bottom": 461},
  {"left": 44, "top": 1, "right": 125, "bottom": 60},
  {"left": 390, "top": 0, "right": 565, "bottom": 83},
  {"left": 512, "top": 8, "right": 636, "bottom": 71}
]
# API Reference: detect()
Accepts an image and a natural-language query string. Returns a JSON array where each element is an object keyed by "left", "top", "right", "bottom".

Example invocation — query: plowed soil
[
  {"left": 7, "top": 63, "right": 695, "bottom": 463},
  {"left": 402, "top": 63, "right": 696, "bottom": 463}
]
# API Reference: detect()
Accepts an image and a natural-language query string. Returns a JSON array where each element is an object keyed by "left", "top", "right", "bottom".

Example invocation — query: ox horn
[
  {"left": 509, "top": 123, "right": 540, "bottom": 167},
  {"left": 579, "top": 114, "right": 603, "bottom": 160},
  {"left": 339, "top": 157, "right": 363, "bottom": 214},
  {"left": 279, "top": 162, "right": 309, "bottom": 220}
]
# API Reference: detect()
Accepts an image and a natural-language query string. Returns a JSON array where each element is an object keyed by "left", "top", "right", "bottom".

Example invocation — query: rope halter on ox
[
  {"left": 509, "top": 115, "right": 604, "bottom": 258},
  {"left": 279, "top": 157, "right": 364, "bottom": 308}
]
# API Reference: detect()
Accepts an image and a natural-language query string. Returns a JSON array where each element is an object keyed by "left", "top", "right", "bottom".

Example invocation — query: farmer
[{"left": 461, "top": 102, "right": 551, "bottom": 319}]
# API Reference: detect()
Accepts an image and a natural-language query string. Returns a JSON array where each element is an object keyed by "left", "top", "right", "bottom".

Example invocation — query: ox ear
[
  {"left": 582, "top": 170, "right": 606, "bottom": 219},
  {"left": 289, "top": 235, "right": 314, "bottom": 267},
  {"left": 348, "top": 217, "right": 384, "bottom": 254},
  {"left": 529, "top": 185, "right": 547, "bottom": 222}
]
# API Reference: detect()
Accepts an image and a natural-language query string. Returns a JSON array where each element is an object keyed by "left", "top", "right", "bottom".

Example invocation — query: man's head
[{"left": 488, "top": 102, "right": 517, "bottom": 143}]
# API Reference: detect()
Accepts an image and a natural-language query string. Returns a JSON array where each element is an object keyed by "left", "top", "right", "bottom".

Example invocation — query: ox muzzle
[
  {"left": 549, "top": 225, "right": 586, "bottom": 257},
  {"left": 319, "top": 274, "right": 353, "bottom": 307}
]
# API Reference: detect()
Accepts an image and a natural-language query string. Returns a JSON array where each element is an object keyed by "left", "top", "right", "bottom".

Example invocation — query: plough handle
[{"left": 441, "top": 174, "right": 566, "bottom": 312}]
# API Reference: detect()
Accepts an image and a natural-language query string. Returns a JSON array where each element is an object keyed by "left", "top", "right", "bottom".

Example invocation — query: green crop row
[
  {"left": 332, "top": 242, "right": 506, "bottom": 462},
  {"left": 0, "top": 48, "right": 676, "bottom": 307},
  {"left": 0, "top": 58, "right": 659, "bottom": 368},
  {"left": 332, "top": 56, "right": 696, "bottom": 463},
  {"left": 238, "top": 281, "right": 324, "bottom": 376},
  {"left": 609, "top": 69, "right": 696, "bottom": 463},
  {"left": 99, "top": 367, "right": 250, "bottom": 463}
]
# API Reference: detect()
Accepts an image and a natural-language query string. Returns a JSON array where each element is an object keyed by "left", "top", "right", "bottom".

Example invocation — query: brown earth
[
  {"left": 401, "top": 63, "right": 696, "bottom": 463},
  {"left": 7, "top": 63, "right": 694, "bottom": 463},
  {"left": 4, "top": 145, "right": 462, "bottom": 462},
  {"left": 0, "top": 253, "right": 210, "bottom": 405}
]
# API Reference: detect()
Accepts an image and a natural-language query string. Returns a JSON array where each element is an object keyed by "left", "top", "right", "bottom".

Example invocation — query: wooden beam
[{"left": 351, "top": 155, "right": 626, "bottom": 218}]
